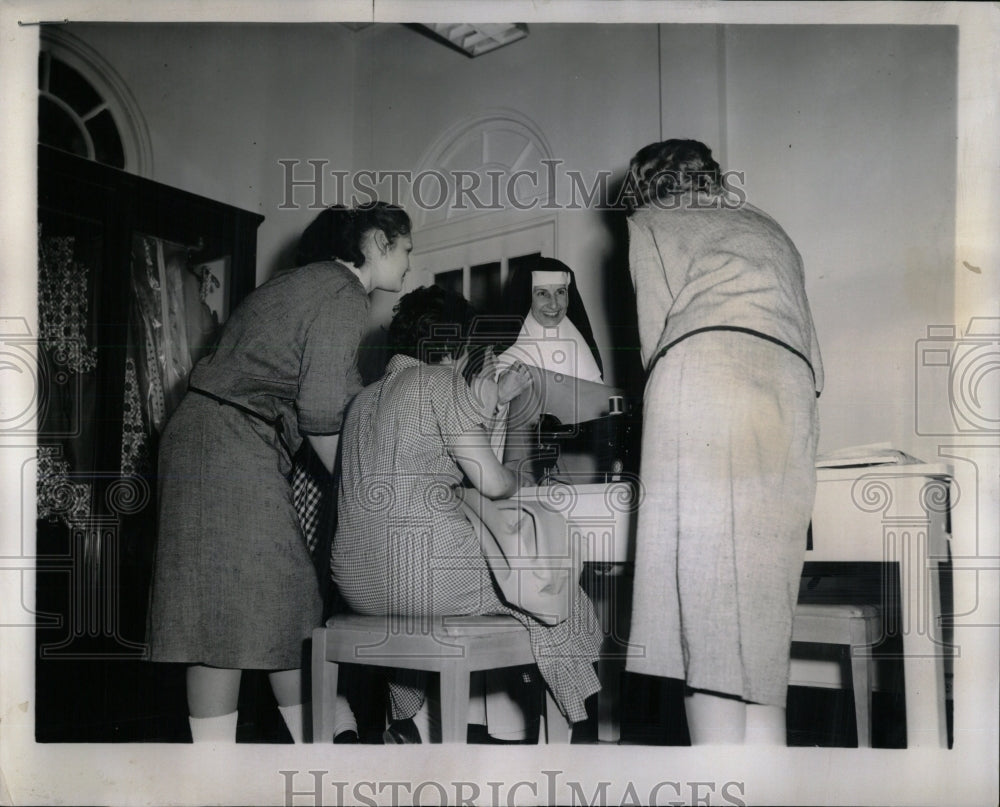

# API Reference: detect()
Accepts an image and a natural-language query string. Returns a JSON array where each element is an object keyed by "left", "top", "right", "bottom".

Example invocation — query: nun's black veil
[{"left": 492, "top": 256, "right": 604, "bottom": 377}]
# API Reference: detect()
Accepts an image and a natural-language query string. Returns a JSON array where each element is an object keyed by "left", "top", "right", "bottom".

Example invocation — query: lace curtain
[
  {"left": 121, "top": 234, "right": 221, "bottom": 475},
  {"left": 37, "top": 224, "right": 224, "bottom": 522},
  {"left": 36, "top": 226, "right": 99, "bottom": 525}
]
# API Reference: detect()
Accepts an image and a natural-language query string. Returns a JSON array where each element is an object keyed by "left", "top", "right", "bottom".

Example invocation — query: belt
[
  {"left": 188, "top": 385, "right": 294, "bottom": 463},
  {"left": 650, "top": 325, "right": 819, "bottom": 395}
]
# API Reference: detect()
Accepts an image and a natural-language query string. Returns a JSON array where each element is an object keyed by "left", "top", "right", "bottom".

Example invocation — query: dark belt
[
  {"left": 650, "top": 325, "right": 820, "bottom": 396},
  {"left": 188, "top": 385, "right": 294, "bottom": 463}
]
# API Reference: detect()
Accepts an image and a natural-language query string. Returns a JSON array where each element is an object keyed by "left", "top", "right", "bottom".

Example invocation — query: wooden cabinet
[{"left": 35, "top": 144, "right": 263, "bottom": 740}]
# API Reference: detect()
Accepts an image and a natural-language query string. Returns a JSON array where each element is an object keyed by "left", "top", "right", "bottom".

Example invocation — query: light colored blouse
[{"left": 627, "top": 195, "right": 824, "bottom": 393}]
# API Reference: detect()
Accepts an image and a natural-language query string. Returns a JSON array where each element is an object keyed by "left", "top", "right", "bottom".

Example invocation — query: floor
[
  {"left": 34, "top": 654, "right": 910, "bottom": 746},
  {"left": 33, "top": 523, "right": 934, "bottom": 747}
]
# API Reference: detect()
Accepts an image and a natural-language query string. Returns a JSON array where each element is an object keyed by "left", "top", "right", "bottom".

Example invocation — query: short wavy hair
[
  {"left": 295, "top": 201, "right": 411, "bottom": 267},
  {"left": 625, "top": 139, "right": 722, "bottom": 215},
  {"left": 387, "top": 285, "right": 486, "bottom": 379}
]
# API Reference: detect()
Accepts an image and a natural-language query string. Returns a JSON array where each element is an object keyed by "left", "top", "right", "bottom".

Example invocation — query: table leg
[
  {"left": 587, "top": 563, "right": 626, "bottom": 743},
  {"left": 894, "top": 532, "right": 950, "bottom": 748}
]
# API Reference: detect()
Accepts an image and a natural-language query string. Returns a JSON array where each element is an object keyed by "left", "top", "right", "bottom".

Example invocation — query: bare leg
[
  {"left": 268, "top": 668, "right": 303, "bottom": 707},
  {"left": 186, "top": 665, "right": 241, "bottom": 742},
  {"left": 744, "top": 704, "right": 787, "bottom": 745},
  {"left": 685, "top": 691, "right": 746, "bottom": 745},
  {"left": 187, "top": 665, "right": 241, "bottom": 717}
]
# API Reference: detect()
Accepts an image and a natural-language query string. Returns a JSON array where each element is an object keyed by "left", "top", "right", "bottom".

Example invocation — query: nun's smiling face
[{"left": 530, "top": 284, "right": 569, "bottom": 327}]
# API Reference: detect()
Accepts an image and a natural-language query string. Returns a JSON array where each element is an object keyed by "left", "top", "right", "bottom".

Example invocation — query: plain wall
[
  {"left": 720, "top": 25, "right": 957, "bottom": 457},
  {"left": 68, "top": 22, "right": 957, "bottom": 456},
  {"left": 68, "top": 22, "right": 360, "bottom": 282},
  {"left": 656, "top": 23, "right": 956, "bottom": 457}
]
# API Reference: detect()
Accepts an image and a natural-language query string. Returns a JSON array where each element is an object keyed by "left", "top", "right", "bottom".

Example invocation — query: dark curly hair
[
  {"left": 294, "top": 201, "right": 411, "bottom": 267},
  {"left": 387, "top": 285, "right": 488, "bottom": 380},
  {"left": 625, "top": 139, "right": 722, "bottom": 215}
]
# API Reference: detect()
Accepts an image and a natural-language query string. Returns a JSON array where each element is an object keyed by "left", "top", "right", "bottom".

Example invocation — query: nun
[{"left": 495, "top": 257, "right": 604, "bottom": 383}]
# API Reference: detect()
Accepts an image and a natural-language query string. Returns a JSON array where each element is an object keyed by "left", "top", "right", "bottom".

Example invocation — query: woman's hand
[
  {"left": 458, "top": 347, "right": 501, "bottom": 418},
  {"left": 468, "top": 349, "right": 500, "bottom": 417},
  {"left": 496, "top": 360, "right": 532, "bottom": 406},
  {"left": 465, "top": 347, "right": 532, "bottom": 422}
]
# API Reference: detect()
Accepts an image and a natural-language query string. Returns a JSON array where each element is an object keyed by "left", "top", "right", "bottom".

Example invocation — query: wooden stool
[
  {"left": 311, "top": 614, "right": 570, "bottom": 743},
  {"left": 791, "top": 603, "right": 882, "bottom": 747}
]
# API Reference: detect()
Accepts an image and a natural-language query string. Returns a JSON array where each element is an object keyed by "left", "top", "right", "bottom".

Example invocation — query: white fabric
[
  {"left": 277, "top": 703, "right": 305, "bottom": 744},
  {"left": 624, "top": 331, "right": 818, "bottom": 707},
  {"left": 332, "top": 694, "right": 358, "bottom": 737},
  {"left": 188, "top": 711, "right": 238, "bottom": 743},
  {"left": 498, "top": 312, "right": 603, "bottom": 383},
  {"left": 531, "top": 270, "right": 570, "bottom": 286}
]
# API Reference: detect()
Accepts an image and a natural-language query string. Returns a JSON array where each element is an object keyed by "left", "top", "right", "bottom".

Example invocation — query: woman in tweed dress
[
  {"left": 148, "top": 202, "right": 412, "bottom": 743},
  {"left": 333, "top": 286, "right": 603, "bottom": 743},
  {"left": 624, "top": 140, "right": 823, "bottom": 744}
]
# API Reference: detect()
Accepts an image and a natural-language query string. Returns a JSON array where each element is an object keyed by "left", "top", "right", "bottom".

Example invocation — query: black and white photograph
[{"left": 0, "top": 1, "right": 997, "bottom": 805}]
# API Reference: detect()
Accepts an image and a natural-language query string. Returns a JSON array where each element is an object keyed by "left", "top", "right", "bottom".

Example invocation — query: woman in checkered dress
[{"left": 332, "top": 286, "right": 603, "bottom": 742}]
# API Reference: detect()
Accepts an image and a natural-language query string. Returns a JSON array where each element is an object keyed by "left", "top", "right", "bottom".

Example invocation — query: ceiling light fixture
[{"left": 419, "top": 23, "right": 528, "bottom": 57}]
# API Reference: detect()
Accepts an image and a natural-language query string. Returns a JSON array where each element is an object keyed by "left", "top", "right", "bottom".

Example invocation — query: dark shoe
[
  {"left": 333, "top": 729, "right": 359, "bottom": 744},
  {"left": 382, "top": 718, "right": 421, "bottom": 744}
]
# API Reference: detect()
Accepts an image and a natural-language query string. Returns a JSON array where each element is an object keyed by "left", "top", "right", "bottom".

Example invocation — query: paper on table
[{"left": 815, "top": 442, "right": 923, "bottom": 468}]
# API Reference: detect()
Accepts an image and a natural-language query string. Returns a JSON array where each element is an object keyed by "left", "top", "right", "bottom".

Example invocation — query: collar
[{"left": 386, "top": 353, "right": 422, "bottom": 373}]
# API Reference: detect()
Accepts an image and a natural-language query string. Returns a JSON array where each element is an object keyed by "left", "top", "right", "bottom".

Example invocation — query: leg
[
  {"left": 898, "top": 537, "right": 949, "bottom": 748},
  {"left": 542, "top": 689, "right": 572, "bottom": 744},
  {"left": 439, "top": 666, "right": 470, "bottom": 743},
  {"left": 744, "top": 704, "right": 787, "bottom": 746},
  {"left": 269, "top": 668, "right": 306, "bottom": 743},
  {"left": 588, "top": 564, "right": 624, "bottom": 743},
  {"left": 187, "top": 665, "right": 241, "bottom": 717},
  {"left": 269, "top": 667, "right": 304, "bottom": 706},
  {"left": 685, "top": 691, "right": 747, "bottom": 745},
  {"left": 850, "top": 615, "right": 874, "bottom": 748},
  {"left": 186, "top": 665, "right": 241, "bottom": 742},
  {"left": 311, "top": 629, "right": 338, "bottom": 743}
]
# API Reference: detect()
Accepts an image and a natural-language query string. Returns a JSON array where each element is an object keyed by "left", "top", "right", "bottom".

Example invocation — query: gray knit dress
[{"left": 148, "top": 262, "right": 368, "bottom": 670}]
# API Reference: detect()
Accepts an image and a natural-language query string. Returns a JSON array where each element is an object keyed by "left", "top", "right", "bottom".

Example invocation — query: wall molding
[
  {"left": 41, "top": 28, "right": 153, "bottom": 177},
  {"left": 408, "top": 108, "right": 556, "bottom": 232}
]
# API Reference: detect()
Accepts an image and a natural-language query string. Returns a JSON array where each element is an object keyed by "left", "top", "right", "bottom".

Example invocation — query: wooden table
[
  {"left": 518, "top": 462, "right": 954, "bottom": 748},
  {"left": 809, "top": 462, "right": 953, "bottom": 748}
]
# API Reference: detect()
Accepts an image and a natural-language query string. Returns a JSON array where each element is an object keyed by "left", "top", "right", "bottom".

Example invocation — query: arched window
[
  {"left": 38, "top": 29, "right": 152, "bottom": 175},
  {"left": 405, "top": 110, "right": 558, "bottom": 312}
]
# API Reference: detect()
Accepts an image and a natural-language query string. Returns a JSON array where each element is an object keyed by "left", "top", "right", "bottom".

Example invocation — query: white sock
[
  {"left": 745, "top": 704, "right": 787, "bottom": 746},
  {"left": 189, "top": 711, "right": 238, "bottom": 743},
  {"left": 332, "top": 694, "right": 358, "bottom": 737},
  {"left": 277, "top": 703, "right": 305, "bottom": 744}
]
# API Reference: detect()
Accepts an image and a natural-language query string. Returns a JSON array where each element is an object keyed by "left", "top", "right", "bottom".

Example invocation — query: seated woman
[{"left": 332, "top": 285, "right": 602, "bottom": 743}]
